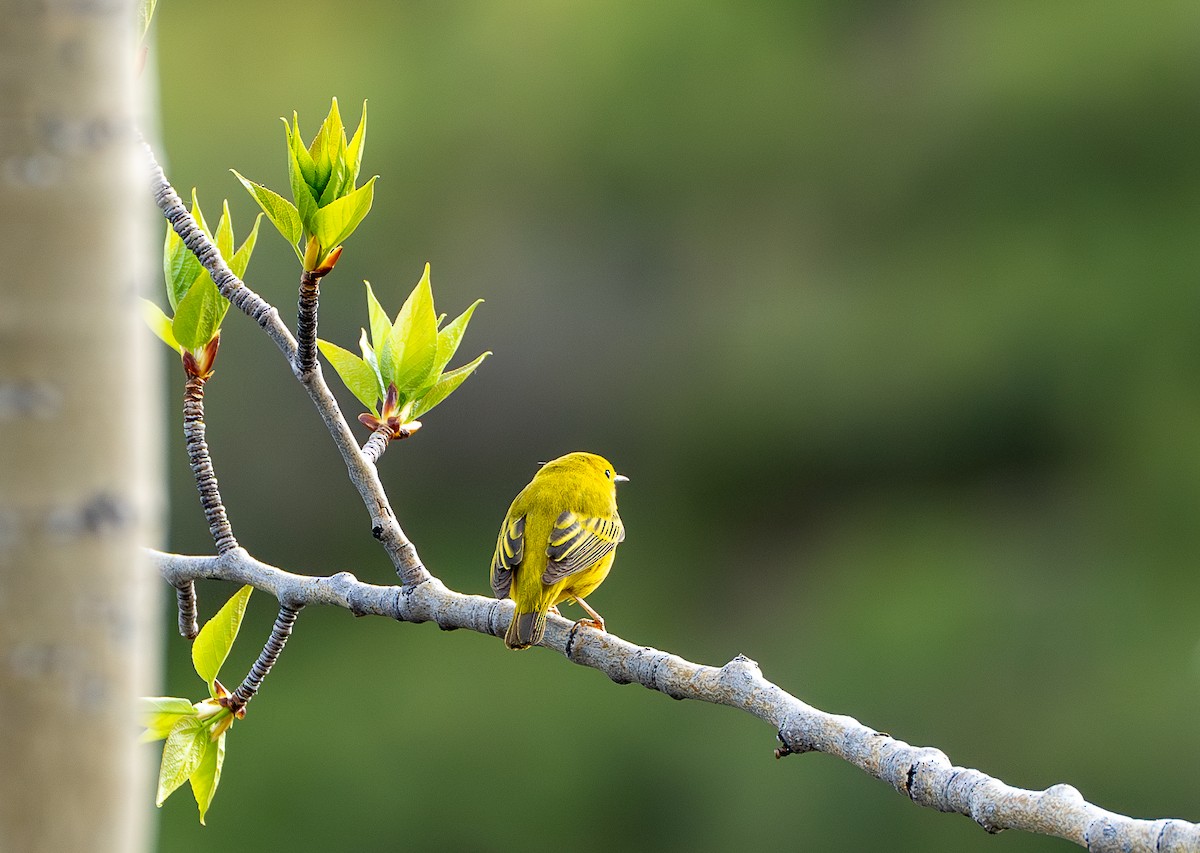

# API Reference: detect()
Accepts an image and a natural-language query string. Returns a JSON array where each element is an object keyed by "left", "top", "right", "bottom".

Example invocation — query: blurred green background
[{"left": 149, "top": 1, "right": 1200, "bottom": 850}]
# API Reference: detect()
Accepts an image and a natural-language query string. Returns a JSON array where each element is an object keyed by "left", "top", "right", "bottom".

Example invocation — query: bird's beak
[{"left": 614, "top": 473, "right": 629, "bottom": 483}]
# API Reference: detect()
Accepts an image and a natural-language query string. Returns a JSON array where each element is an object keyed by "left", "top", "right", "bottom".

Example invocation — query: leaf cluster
[
  {"left": 234, "top": 99, "right": 374, "bottom": 271},
  {"left": 318, "top": 264, "right": 490, "bottom": 431},
  {"left": 143, "top": 191, "right": 261, "bottom": 375},
  {"left": 141, "top": 586, "right": 253, "bottom": 824}
]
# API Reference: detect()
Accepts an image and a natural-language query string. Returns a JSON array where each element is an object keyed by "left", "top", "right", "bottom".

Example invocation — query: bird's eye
[{"left": 605, "top": 469, "right": 612, "bottom": 479}]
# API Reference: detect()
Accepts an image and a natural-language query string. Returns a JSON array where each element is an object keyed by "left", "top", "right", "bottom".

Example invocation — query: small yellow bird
[{"left": 491, "top": 452, "right": 628, "bottom": 650}]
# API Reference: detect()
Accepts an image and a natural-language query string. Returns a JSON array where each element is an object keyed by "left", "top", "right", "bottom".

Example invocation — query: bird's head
[{"left": 539, "top": 451, "right": 629, "bottom": 487}]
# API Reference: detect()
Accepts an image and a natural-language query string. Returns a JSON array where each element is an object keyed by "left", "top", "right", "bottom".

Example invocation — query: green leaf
[
  {"left": 290, "top": 114, "right": 319, "bottom": 189},
  {"left": 214, "top": 201, "right": 235, "bottom": 262},
  {"left": 190, "top": 730, "right": 226, "bottom": 825},
  {"left": 156, "top": 716, "right": 208, "bottom": 807},
  {"left": 364, "top": 281, "right": 390, "bottom": 354},
  {"left": 189, "top": 189, "right": 212, "bottom": 240},
  {"left": 308, "top": 99, "right": 342, "bottom": 199},
  {"left": 381, "top": 264, "right": 438, "bottom": 394},
  {"left": 319, "top": 137, "right": 350, "bottom": 206},
  {"left": 345, "top": 100, "right": 367, "bottom": 189},
  {"left": 142, "top": 299, "right": 181, "bottom": 353},
  {"left": 191, "top": 585, "right": 253, "bottom": 694},
  {"left": 139, "top": 697, "right": 197, "bottom": 742},
  {"left": 287, "top": 134, "right": 320, "bottom": 236},
  {"left": 172, "top": 272, "right": 226, "bottom": 351},
  {"left": 164, "top": 222, "right": 203, "bottom": 312},
  {"left": 137, "top": 0, "right": 157, "bottom": 41},
  {"left": 432, "top": 298, "right": 484, "bottom": 380},
  {"left": 228, "top": 214, "right": 263, "bottom": 281},
  {"left": 317, "top": 338, "right": 382, "bottom": 413},
  {"left": 358, "top": 328, "right": 385, "bottom": 403},
  {"left": 412, "top": 350, "right": 491, "bottom": 419},
  {"left": 312, "top": 176, "right": 376, "bottom": 252},
  {"left": 231, "top": 170, "right": 303, "bottom": 259}
]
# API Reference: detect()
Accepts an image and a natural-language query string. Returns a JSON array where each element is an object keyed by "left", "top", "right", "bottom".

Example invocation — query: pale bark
[{"left": 0, "top": 2, "right": 157, "bottom": 851}]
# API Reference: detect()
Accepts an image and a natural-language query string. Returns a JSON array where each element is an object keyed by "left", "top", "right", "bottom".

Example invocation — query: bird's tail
[{"left": 505, "top": 607, "right": 548, "bottom": 650}]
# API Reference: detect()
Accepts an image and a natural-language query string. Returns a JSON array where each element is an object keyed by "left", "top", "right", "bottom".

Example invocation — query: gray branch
[{"left": 149, "top": 547, "right": 1200, "bottom": 852}]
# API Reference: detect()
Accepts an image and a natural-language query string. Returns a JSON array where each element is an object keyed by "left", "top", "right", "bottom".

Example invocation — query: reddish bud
[
  {"left": 181, "top": 334, "right": 220, "bottom": 379},
  {"left": 381, "top": 383, "right": 400, "bottom": 419}
]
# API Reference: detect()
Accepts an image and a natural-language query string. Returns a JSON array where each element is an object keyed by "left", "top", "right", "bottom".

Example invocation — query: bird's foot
[{"left": 573, "top": 617, "right": 605, "bottom": 633}]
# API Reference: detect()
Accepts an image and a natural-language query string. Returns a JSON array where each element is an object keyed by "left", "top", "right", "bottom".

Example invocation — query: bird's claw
[{"left": 573, "top": 617, "right": 605, "bottom": 633}]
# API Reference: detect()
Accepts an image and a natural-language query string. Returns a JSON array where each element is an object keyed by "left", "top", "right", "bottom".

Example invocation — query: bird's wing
[
  {"left": 542, "top": 510, "right": 625, "bottom": 584},
  {"left": 490, "top": 514, "right": 525, "bottom": 598}
]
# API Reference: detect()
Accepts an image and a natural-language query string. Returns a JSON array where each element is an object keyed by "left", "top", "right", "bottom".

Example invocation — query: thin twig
[
  {"left": 227, "top": 603, "right": 301, "bottom": 714},
  {"left": 360, "top": 424, "right": 392, "bottom": 465},
  {"left": 149, "top": 547, "right": 1200, "bottom": 852},
  {"left": 175, "top": 584, "right": 199, "bottom": 640},
  {"left": 183, "top": 375, "right": 238, "bottom": 554},
  {"left": 295, "top": 269, "right": 321, "bottom": 376},
  {"left": 175, "top": 371, "right": 237, "bottom": 638}
]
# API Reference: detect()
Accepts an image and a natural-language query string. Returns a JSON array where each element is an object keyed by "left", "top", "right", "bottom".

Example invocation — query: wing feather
[
  {"left": 490, "top": 514, "right": 525, "bottom": 598},
  {"left": 542, "top": 510, "right": 624, "bottom": 584}
]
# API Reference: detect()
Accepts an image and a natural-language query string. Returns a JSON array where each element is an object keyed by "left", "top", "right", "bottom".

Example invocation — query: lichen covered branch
[{"left": 149, "top": 547, "right": 1200, "bottom": 852}]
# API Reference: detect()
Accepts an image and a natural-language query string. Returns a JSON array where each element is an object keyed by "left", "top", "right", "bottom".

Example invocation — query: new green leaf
[
  {"left": 156, "top": 716, "right": 208, "bottom": 807},
  {"left": 172, "top": 272, "right": 226, "bottom": 351},
  {"left": 214, "top": 201, "right": 235, "bottom": 261},
  {"left": 286, "top": 137, "right": 320, "bottom": 236},
  {"left": 364, "top": 281, "right": 391, "bottom": 354},
  {"left": 284, "top": 114, "right": 317, "bottom": 191},
  {"left": 358, "top": 328, "right": 384, "bottom": 401},
  {"left": 164, "top": 224, "right": 203, "bottom": 311},
  {"left": 192, "top": 585, "right": 253, "bottom": 694},
  {"left": 139, "top": 697, "right": 197, "bottom": 742},
  {"left": 381, "top": 265, "right": 439, "bottom": 394},
  {"left": 318, "top": 338, "right": 382, "bottom": 413},
  {"left": 345, "top": 101, "right": 368, "bottom": 188},
  {"left": 137, "top": 0, "right": 157, "bottom": 41},
  {"left": 228, "top": 214, "right": 263, "bottom": 281},
  {"left": 312, "top": 176, "right": 376, "bottom": 252},
  {"left": 432, "top": 298, "right": 484, "bottom": 380},
  {"left": 412, "top": 350, "right": 491, "bottom": 418},
  {"left": 142, "top": 300, "right": 181, "bottom": 353},
  {"left": 232, "top": 170, "right": 303, "bottom": 258},
  {"left": 190, "top": 731, "right": 226, "bottom": 825}
]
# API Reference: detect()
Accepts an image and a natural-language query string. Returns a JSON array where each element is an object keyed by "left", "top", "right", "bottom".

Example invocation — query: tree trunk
[{"left": 0, "top": 1, "right": 158, "bottom": 851}]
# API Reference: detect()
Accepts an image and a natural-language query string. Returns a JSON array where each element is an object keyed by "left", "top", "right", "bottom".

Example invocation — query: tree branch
[
  {"left": 142, "top": 138, "right": 429, "bottom": 588},
  {"left": 149, "top": 546, "right": 1200, "bottom": 852},
  {"left": 295, "top": 268, "right": 322, "bottom": 377},
  {"left": 183, "top": 374, "right": 237, "bottom": 555}
]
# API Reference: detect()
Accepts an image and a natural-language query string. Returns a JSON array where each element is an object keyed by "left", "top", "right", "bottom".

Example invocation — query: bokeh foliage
[{"left": 152, "top": 2, "right": 1200, "bottom": 849}]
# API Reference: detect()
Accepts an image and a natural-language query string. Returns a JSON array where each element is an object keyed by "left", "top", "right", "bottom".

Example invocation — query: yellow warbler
[{"left": 491, "top": 452, "right": 628, "bottom": 650}]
